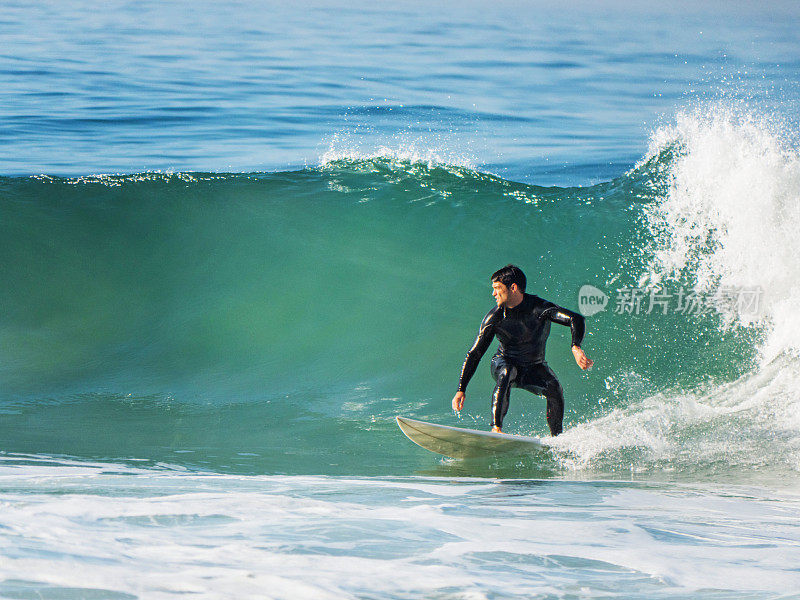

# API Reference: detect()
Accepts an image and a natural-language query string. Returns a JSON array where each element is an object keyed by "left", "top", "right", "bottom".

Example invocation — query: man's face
[{"left": 492, "top": 281, "right": 511, "bottom": 306}]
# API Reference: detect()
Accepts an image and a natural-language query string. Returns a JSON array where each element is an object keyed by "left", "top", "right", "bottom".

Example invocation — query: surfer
[{"left": 452, "top": 265, "right": 593, "bottom": 435}]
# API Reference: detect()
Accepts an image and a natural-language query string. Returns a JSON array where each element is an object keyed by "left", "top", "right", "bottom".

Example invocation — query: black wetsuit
[{"left": 457, "top": 293, "right": 585, "bottom": 435}]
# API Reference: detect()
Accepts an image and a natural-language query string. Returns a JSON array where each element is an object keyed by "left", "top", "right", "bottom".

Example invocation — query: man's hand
[
  {"left": 452, "top": 391, "right": 465, "bottom": 412},
  {"left": 572, "top": 346, "right": 594, "bottom": 370}
]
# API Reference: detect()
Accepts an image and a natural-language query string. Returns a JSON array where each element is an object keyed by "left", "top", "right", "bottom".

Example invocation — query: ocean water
[{"left": 2, "top": 1, "right": 800, "bottom": 598}]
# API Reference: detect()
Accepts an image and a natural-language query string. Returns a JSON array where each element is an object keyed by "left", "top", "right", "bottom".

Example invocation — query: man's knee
[
  {"left": 497, "top": 365, "right": 517, "bottom": 382},
  {"left": 492, "top": 359, "right": 518, "bottom": 384}
]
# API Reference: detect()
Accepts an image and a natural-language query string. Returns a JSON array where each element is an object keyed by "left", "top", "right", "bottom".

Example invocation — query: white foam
[
  {"left": 642, "top": 103, "right": 800, "bottom": 364},
  {"left": 1, "top": 465, "right": 800, "bottom": 598},
  {"left": 547, "top": 329, "right": 800, "bottom": 481},
  {"left": 319, "top": 130, "right": 480, "bottom": 172}
]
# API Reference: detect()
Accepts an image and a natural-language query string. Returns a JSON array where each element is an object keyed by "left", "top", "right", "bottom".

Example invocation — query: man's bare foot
[{"left": 491, "top": 426, "right": 503, "bottom": 433}]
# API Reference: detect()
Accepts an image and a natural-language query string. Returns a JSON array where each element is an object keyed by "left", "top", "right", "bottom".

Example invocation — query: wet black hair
[{"left": 490, "top": 264, "right": 526, "bottom": 292}]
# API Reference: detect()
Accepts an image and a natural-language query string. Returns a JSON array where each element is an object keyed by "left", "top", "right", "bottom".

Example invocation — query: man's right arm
[{"left": 456, "top": 309, "right": 497, "bottom": 393}]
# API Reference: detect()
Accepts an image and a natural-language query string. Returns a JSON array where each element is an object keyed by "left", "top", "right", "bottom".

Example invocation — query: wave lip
[
  {"left": 640, "top": 103, "right": 800, "bottom": 365},
  {"left": 319, "top": 128, "right": 481, "bottom": 173}
]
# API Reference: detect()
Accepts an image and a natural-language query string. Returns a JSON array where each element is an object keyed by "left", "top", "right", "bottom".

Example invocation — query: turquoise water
[
  {"left": 2, "top": 1, "right": 800, "bottom": 597},
  {"left": 0, "top": 159, "right": 781, "bottom": 480}
]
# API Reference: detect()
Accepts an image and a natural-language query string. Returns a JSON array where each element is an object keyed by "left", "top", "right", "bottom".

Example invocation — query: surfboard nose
[{"left": 396, "top": 415, "right": 543, "bottom": 459}]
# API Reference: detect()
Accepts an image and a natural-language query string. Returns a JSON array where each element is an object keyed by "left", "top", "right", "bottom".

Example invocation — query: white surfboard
[{"left": 396, "top": 416, "right": 544, "bottom": 459}]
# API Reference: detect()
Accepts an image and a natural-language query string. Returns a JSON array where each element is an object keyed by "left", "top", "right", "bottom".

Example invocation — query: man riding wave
[{"left": 452, "top": 264, "right": 593, "bottom": 435}]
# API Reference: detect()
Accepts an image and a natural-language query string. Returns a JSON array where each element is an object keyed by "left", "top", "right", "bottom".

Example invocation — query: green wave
[{"left": 0, "top": 159, "right": 771, "bottom": 477}]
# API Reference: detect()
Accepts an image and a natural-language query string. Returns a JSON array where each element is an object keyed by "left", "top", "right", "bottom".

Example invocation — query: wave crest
[{"left": 641, "top": 103, "right": 800, "bottom": 363}]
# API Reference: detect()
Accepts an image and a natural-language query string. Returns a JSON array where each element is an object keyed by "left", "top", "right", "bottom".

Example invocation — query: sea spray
[{"left": 643, "top": 104, "right": 800, "bottom": 363}]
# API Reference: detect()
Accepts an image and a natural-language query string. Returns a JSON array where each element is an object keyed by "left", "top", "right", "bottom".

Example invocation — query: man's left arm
[{"left": 541, "top": 305, "right": 594, "bottom": 370}]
